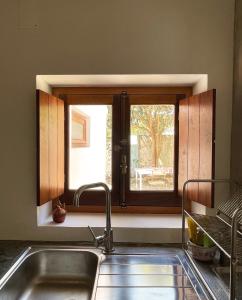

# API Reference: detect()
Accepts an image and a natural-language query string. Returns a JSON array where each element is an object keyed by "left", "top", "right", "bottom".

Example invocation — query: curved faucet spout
[{"left": 73, "top": 182, "right": 114, "bottom": 253}]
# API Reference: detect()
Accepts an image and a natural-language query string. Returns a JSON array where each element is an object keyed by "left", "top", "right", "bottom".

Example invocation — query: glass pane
[
  {"left": 130, "top": 104, "right": 175, "bottom": 191},
  {"left": 69, "top": 105, "right": 112, "bottom": 189}
]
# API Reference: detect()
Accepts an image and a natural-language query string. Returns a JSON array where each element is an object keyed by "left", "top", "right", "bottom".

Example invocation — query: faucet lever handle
[
  {"left": 88, "top": 226, "right": 104, "bottom": 248},
  {"left": 88, "top": 225, "right": 97, "bottom": 241}
]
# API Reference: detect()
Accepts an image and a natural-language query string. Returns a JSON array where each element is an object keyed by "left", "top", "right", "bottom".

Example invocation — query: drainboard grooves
[
  {"left": 98, "top": 274, "right": 192, "bottom": 287},
  {"left": 96, "top": 254, "right": 203, "bottom": 300},
  {"left": 95, "top": 287, "right": 200, "bottom": 300},
  {"left": 100, "top": 264, "right": 185, "bottom": 275},
  {"left": 102, "top": 255, "right": 180, "bottom": 265}
]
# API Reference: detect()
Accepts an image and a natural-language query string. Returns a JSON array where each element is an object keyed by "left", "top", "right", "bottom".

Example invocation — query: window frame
[
  {"left": 53, "top": 86, "right": 193, "bottom": 213},
  {"left": 71, "top": 108, "right": 90, "bottom": 148}
]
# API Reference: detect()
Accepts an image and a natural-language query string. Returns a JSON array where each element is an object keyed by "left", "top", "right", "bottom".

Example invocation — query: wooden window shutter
[
  {"left": 178, "top": 89, "right": 216, "bottom": 208},
  {"left": 37, "top": 90, "right": 65, "bottom": 206}
]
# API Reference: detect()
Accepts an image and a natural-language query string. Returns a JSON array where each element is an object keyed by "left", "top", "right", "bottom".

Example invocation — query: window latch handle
[{"left": 120, "top": 154, "right": 128, "bottom": 174}]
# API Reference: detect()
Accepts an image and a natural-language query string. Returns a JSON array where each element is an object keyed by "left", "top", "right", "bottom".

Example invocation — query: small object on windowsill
[{"left": 52, "top": 200, "right": 66, "bottom": 223}]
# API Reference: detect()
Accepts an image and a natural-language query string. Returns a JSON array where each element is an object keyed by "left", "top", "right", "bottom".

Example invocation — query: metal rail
[{"left": 182, "top": 179, "right": 241, "bottom": 300}]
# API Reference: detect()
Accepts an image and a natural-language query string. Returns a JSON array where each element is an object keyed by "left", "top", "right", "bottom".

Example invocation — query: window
[
  {"left": 69, "top": 105, "right": 111, "bottom": 189},
  {"left": 61, "top": 89, "right": 184, "bottom": 209},
  {"left": 130, "top": 104, "right": 175, "bottom": 191},
  {"left": 119, "top": 93, "right": 181, "bottom": 207},
  {"left": 37, "top": 87, "right": 215, "bottom": 213}
]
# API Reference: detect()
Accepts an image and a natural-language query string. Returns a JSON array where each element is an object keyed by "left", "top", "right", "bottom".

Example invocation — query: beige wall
[
  {"left": 231, "top": 0, "right": 242, "bottom": 182},
  {"left": 0, "top": 0, "right": 234, "bottom": 240}
]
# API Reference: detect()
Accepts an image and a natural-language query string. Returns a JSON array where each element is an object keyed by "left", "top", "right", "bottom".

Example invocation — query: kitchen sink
[{"left": 0, "top": 247, "right": 101, "bottom": 300}]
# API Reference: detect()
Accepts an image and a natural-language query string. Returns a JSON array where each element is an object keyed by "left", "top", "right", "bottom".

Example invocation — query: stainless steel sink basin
[{"left": 0, "top": 247, "right": 101, "bottom": 300}]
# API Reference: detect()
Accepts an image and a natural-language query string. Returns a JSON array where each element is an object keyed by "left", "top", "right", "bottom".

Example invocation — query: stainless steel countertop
[{"left": 0, "top": 241, "right": 227, "bottom": 300}]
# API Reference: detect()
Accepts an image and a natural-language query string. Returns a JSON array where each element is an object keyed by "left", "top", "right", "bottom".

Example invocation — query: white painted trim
[
  {"left": 36, "top": 76, "right": 51, "bottom": 93},
  {"left": 37, "top": 74, "right": 207, "bottom": 88},
  {"left": 37, "top": 201, "right": 52, "bottom": 226}
]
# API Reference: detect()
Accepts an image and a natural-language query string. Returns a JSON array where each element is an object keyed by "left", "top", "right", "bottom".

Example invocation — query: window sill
[
  {"left": 37, "top": 203, "right": 187, "bottom": 243},
  {"left": 39, "top": 213, "right": 185, "bottom": 229},
  {"left": 65, "top": 205, "right": 182, "bottom": 214}
]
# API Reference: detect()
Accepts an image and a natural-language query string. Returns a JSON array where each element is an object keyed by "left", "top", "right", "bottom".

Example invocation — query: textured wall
[{"left": 0, "top": 0, "right": 234, "bottom": 240}]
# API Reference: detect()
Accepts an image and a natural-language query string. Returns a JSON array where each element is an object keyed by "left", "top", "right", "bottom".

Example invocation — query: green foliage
[
  {"left": 131, "top": 105, "right": 174, "bottom": 167},
  {"left": 106, "top": 105, "right": 112, "bottom": 140},
  {"left": 131, "top": 105, "right": 174, "bottom": 134}
]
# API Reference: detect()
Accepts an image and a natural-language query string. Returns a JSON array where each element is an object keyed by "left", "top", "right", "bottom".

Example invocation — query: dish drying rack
[{"left": 182, "top": 179, "right": 242, "bottom": 300}]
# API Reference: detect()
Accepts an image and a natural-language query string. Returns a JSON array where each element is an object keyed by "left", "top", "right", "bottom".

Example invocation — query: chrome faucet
[{"left": 73, "top": 182, "right": 114, "bottom": 253}]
